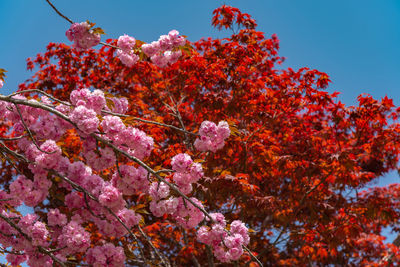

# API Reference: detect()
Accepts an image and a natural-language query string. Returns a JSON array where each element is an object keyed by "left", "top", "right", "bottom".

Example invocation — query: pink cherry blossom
[
  {"left": 66, "top": 22, "right": 100, "bottom": 50},
  {"left": 86, "top": 243, "right": 126, "bottom": 267},
  {"left": 194, "top": 120, "right": 230, "bottom": 152},
  {"left": 47, "top": 209, "right": 67, "bottom": 227},
  {"left": 69, "top": 105, "right": 99, "bottom": 134},
  {"left": 117, "top": 34, "right": 136, "bottom": 51}
]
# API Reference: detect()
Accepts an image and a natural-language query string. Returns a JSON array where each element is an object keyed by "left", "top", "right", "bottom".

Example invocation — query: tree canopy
[{"left": 0, "top": 3, "right": 399, "bottom": 266}]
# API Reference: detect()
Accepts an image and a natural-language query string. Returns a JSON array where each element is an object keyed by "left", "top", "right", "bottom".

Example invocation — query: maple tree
[{"left": 0, "top": 2, "right": 399, "bottom": 266}]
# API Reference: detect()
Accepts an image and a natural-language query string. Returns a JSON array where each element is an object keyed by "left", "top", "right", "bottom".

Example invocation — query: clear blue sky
[
  {"left": 0, "top": 0, "right": 400, "bottom": 261},
  {"left": 1, "top": 0, "right": 400, "bottom": 105}
]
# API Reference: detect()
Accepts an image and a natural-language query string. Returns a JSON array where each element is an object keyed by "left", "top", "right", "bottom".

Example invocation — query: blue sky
[
  {"left": 1, "top": 0, "right": 400, "bottom": 105},
  {"left": 0, "top": 0, "right": 400, "bottom": 263}
]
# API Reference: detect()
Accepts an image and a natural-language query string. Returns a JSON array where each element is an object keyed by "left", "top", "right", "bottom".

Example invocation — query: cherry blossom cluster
[
  {"left": 68, "top": 88, "right": 154, "bottom": 161},
  {"left": 116, "top": 34, "right": 139, "bottom": 67},
  {"left": 4, "top": 157, "right": 136, "bottom": 265},
  {"left": 149, "top": 188, "right": 206, "bottom": 229},
  {"left": 111, "top": 164, "right": 149, "bottom": 195},
  {"left": 0, "top": 80, "right": 3, "bottom": 89},
  {"left": 0, "top": 84, "right": 247, "bottom": 265},
  {"left": 107, "top": 96, "right": 129, "bottom": 114},
  {"left": 194, "top": 120, "right": 231, "bottom": 152},
  {"left": 0, "top": 212, "right": 52, "bottom": 267},
  {"left": 171, "top": 153, "right": 203, "bottom": 194},
  {"left": 141, "top": 30, "right": 185, "bottom": 67},
  {"left": 114, "top": 30, "right": 186, "bottom": 68},
  {"left": 0, "top": 90, "right": 142, "bottom": 265},
  {"left": 197, "top": 213, "right": 250, "bottom": 262},
  {"left": 149, "top": 153, "right": 205, "bottom": 228},
  {"left": 66, "top": 22, "right": 101, "bottom": 50},
  {"left": 86, "top": 243, "right": 125, "bottom": 267},
  {"left": 65, "top": 21, "right": 186, "bottom": 68}
]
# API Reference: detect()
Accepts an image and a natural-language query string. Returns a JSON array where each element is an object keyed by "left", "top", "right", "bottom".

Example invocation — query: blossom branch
[
  {"left": 0, "top": 212, "right": 67, "bottom": 267},
  {"left": 8, "top": 89, "right": 197, "bottom": 137},
  {"left": 48, "top": 170, "right": 152, "bottom": 265},
  {"left": 0, "top": 141, "right": 29, "bottom": 163},
  {"left": 91, "top": 134, "right": 263, "bottom": 267},
  {"left": 45, "top": 0, "right": 122, "bottom": 51},
  {"left": 0, "top": 135, "right": 28, "bottom": 141},
  {"left": 10, "top": 89, "right": 72, "bottom": 107},
  {"left": 0, "top": 94, "right": 262, "bottom": 266},
  {"left": 102, "top": 109, "right": 197, "bottom": 136}
]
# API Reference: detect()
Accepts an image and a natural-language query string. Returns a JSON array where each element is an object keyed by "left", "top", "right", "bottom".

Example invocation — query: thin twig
[
  {"left": 45, "top": 0, "right": 73, "bottom": 24},
  {"left": 0, "top": 94, "right": 74, "bottom": 126},
  {"left": 182, "top": 229, "right": 201, "bottom": 267},
  {"left": 9, "top": 89, "right": 72, "bottom": 107},
  {"left": 102, "top": 109, "right": 197, "bottom": 136},
  {"left": 165, "top": 95, "right": 193, "bottom": 148},
  {"left": 100, "top": 41, "right": 119, "bottom": 49},
  {"left": 0, "top": 152, "right": 24, "bottom": 175},
  {"left": 0, "top": 135, "right": 28, "bottom": 141},
  {"left": 83, "top": 193, "right": 105, "bottom": 220},
  {"left": 137, "top": 225, "right": 170, "bottom": 267},
  {"left": 45, "top": 0, "right": 124, "bottom": 51},
  {"left": 0, "top": 141, "right": 29, "bottom": 163},
  {"left": 245, "top": 173, "right": 332, "bottom": 266},
  {"left": 134, "top": 116, "right": 197, "bottom": 136},
  {"left": 0, "top": 247, "right": 23, "bottom": 255}
]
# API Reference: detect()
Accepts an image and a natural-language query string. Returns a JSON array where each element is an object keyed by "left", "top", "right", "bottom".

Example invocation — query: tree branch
[{"left": 45, "top": 0, "right": 73, "bottom": 24}]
